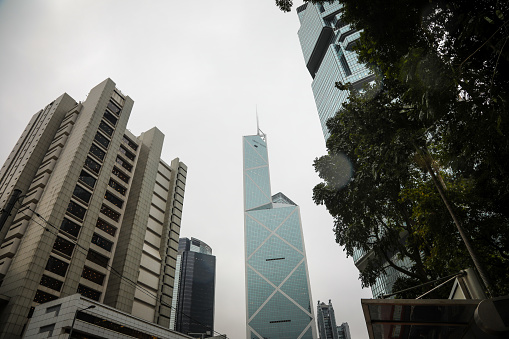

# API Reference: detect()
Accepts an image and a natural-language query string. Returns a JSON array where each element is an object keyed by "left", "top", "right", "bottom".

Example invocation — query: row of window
[{"left": 37, "top": 102, "right": 122, "bottom": 306}]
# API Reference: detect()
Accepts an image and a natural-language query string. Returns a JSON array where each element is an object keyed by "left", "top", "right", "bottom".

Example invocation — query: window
[
  {"left": 122, "top": 136, "right": 138, "bottom": 151},
  {"left": 89, "top": 143, "right": 106, "bottom": 161},
  {"left": 112, "top": 167, "right": 129, "bottom": 183},
  {"left": 116, "top": 156, "right": 132, "bottom": 172},
  {"left": 87, "top": 250, "right": 109, "bottom": 268},
  {"left": 60, "top": 218, "right": 81, "bottom": 237},
  {"left": 107, "top": 100, "right": 121, "bottom": 115},
  {"left": 77, "top": 284, "right": 101, "bottom": 301},
  {"left": 45, "top": 256, "right": 69, "bottom": 277},
  {"left": 73, "top": 185, "right": 92, "bottom": 204},
  {"left": 91, "top": 233, "right": 113, "bottom": 252},
  {"left": 99, "top": 120, "right": 114, "bottom": 136},
  {"left": 119, "top": 146, "right": 135, "bottom": 161},
  {"left": 103, "top": 111, "right": 118, "bottom": 126},
  {"left": 79, "top": 170, "right": 96, "bottom": 189},
  {"left": 100, "top": 204, "right": 120, "bottom": 222},
  {"left": 104, "top": 191, "right": 123, "bottom": 209},
  {"left": 94, "top": 132, "right": 110, "bottom": 149},
  {"left": 85, "top": 157, "right": 101, "bottom": 174},
  {"left": 108, "top": 179, "right": 126, "bottom": 195},
  {"left": 53, "top": 236, "right": 75, "bottom": 257},
  {"left": 96, "top": 218, "right": 117, "bottom": 236},
  {"left": 67, "top": 201, "right": 86, "bottom": 220},
  {"left": 82, "top": 266, "right": 105, "bottom": 285},
  {"left": 39, "top": 324, "right": 55, "bottom": 335},
  {"left": 40, "top": 275, "right": 63, "bottom": 292}
]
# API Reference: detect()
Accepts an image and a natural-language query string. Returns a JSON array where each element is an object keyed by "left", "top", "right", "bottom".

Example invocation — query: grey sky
[{"left": 0, "top": 1, "right": 372, "bottom": 338}]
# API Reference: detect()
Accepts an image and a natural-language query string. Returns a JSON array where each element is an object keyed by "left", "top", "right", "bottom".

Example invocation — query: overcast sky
[{"left": 0, "top": 0, "right": 372, "bottom": 338}]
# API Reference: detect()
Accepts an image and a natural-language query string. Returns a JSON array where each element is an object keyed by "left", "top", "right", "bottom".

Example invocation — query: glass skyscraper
[
  {"left": 243, "top": 131, "right": 317, "bottom": 339},
  {"left": 297, "top": 1, "right": 408, "bottom": 298},
  {"left": 297, "top": 1, "right": 374, "bottom": 140}
]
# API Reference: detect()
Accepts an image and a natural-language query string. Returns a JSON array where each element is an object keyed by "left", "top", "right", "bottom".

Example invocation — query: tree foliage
[{"left": 306, "top": 0, "right": 509, "bottom": 296}]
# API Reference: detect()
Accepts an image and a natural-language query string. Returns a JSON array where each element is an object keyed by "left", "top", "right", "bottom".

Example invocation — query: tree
[{"left": 307, "top": 0, "right": 509, "bottom": 296}]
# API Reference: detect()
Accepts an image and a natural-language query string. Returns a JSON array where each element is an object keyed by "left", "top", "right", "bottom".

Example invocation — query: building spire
[{"left": 256, "top": 105, "right": 266, "bottom": 141}]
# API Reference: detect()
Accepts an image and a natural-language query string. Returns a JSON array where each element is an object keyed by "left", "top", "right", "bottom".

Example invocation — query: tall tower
[
  {"left": 171, "top": 237, "right": 216, "bottom": 336},
  {"left": 317, "top": 300, "right": 339, "bottom": 339},
  {"left": 0, "top": 79, "right": 187, "bottom": 338},
  {"left": 243, "top": 131, "right": 317, "bottom": 339},
  {"left": 297, "top": 2, "right": 406, "bottom": 297},
  {"left": 297, "top": 1, "right": 374, "bottom": 140}
]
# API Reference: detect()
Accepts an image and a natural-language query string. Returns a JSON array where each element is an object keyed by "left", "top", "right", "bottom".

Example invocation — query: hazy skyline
[{"left": 0, "top": 1, "right": 372, "bottom": 338}]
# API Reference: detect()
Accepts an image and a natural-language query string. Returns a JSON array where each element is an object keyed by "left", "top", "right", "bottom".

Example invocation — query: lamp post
[{"left": 68, "top": 305, "right": 95, "bottom": 338}]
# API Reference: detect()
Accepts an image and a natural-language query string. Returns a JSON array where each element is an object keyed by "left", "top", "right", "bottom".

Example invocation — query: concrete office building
[
  {"left": 0, "top": 79, "right": 187, "bottom": 338},
  {"left": 243, "top": 130, "right": 317, "bottom": 339},
  {"left": 297, "top": 1, "right": 407, "bottom": 297},
  {"left": 317, "top": 300, "right": 338, "bottom": 339},
  {"left": 24, "top": 294, "right": 193, "bottom": 339},
  {"left": 170, "top": 237, "right": 216, "bottom": 336}
]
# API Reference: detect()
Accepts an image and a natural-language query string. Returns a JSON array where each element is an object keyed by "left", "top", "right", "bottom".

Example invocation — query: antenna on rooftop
[{"left": 256, "top": 105, "right": 266, "bottom": 141}]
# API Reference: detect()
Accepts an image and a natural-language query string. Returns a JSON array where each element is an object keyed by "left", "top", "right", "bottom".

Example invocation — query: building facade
[
  {"left": 243, "top": 131, "right": 317, "bottom": 339},
  {"left": 297, "top": 1, "right": 407, "bottom": 297},
  {"left": 0, "top": 79, "right": 187, "bottom": 338},
  {"left": 317, "top": 300, "right": 338, "bottom": 339},
  {"left": 297, "top": 1, "right": 374, "bottom": 140},
  {"left": 24, "top": 294, "right": 193, "bottom": 339},
  {"left": 170, "top": 237, "right": 216, "bottom": 336},
  {"left": 337, "top": 322, "right": 351, "bottom": 339}
]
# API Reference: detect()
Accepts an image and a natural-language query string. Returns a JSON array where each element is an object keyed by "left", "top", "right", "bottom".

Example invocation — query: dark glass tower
[
  {"left": 172, "top": 237, "right": 216, "bottom": 336},
  {"left": 243, "top": 131, "right": 317, "bottom": 339}
]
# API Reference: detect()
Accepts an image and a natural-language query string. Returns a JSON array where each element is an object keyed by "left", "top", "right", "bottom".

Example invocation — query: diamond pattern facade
[{"left": 243, "top": 134, "right": 317, "bottom": 339}]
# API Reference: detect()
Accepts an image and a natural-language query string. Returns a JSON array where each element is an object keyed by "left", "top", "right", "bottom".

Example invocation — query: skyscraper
[
  {"left": 171, "top": 237, "right": 216, "bottom": 336},
  {"left": 0, "top": 79, "right": 186, "bottom": 338},
  {"left": 297, "top": 1, "right": 406, "bottom": 297},
  {"left": 297, "top": 1, "right": 374, "bottom": 140},
  {"left": 337, "top": 322, "right": 351, "bottom": 339},
  {"left": 243, "top": 130, "right": 317, "bottom": 339},
  {"left": 317, "top": 300, "right": 339, "bottom": 339}
]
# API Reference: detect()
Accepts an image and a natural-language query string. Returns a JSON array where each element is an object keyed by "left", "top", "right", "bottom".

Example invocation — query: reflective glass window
[
  {"left": 103, "top": 111, "right": 118, "bottom": 125},
  {"left": 112, "top": 166, "right": 129, "bottom": 183},
  {"left": 122, "top": 136, "right": 138, "bottom": 151},
  {"left": 116, "top": 156, "right": 132, "bottom": 172},
  {"left": 99, "top": 120, "right": 114, "bottom": 136},
  {"left": 94, "top": 132, "right": 110, "bottom": 149},
  {"left": 82, "top": 266, "right": 105, "bottom": 285},
  {"left": 77, "top": 284, "right": 101, "bottom": 301},
  {"left": 108, "top": 179, "right": 126, "bottom": 195},
  {"left": 107, "top": 101, "right": 121, "bottom": 115},
  {"left": 60, "top": 218, "right": 81, "bottom": 237},
  {"left": 100, "top": 204, "right": 120, "bottom": 222},
  {"left": 104, "top": 191, "right": 123, "bottom": 209},
  {"left": 85, "top": 157, "right": 101, "bottom": 174},
  {"left": 87, "top": 250, "right": 109, "bottom": 268},
  {"left": 89, "top": 143, "right": 106, "bottom": 161},
  {"left": 53, "top": 236, "right": 75, "bottom": 257},
  {"left": 40, "top": 275, "right": 63, "bottom": 292},
  {"left": 91, "top": 233, "right": 113, "bottom": 252},
  {"left": 45, "top": 256, "right": 69, "bottom": 277},
  {"left": 67, "top": 201, "right": 86, "bottom": 220},
  {"left": 73, "top": 185, "right": 91, "bottom": 204},
  {"left": 79, "top": 170, "right": 96, "bottom": 189},
  {"left": 96, "top": 218, "right": 117, "bottom": 236},
  {"left": 119, "top": 146, "right": 135, "bottom": 161}
]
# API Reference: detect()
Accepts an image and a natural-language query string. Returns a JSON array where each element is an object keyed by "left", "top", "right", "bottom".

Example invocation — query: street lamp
[{"left": 68, "top": 305, "right": 95, "bottom": 338}]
